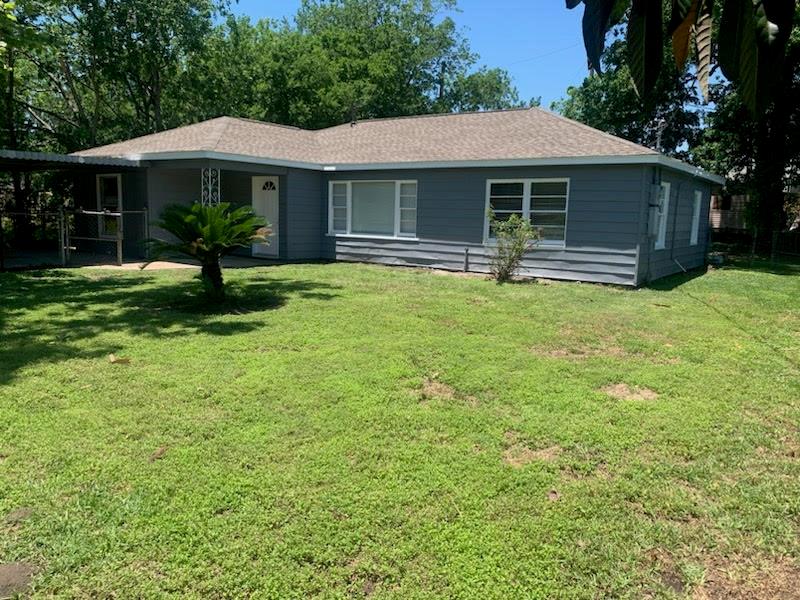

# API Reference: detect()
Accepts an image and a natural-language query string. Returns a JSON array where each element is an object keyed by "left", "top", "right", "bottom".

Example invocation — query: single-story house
[{"left": 1, "top": 108, "right": 724, "bottom": 284}]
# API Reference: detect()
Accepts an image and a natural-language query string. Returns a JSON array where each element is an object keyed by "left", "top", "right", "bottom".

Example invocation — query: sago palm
[{"left": 150, "top": 202, "right": 270, "bottom": 300}]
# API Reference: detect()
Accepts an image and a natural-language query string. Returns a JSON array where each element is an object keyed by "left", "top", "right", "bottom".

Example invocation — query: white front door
[{"left": 252, "top": 176, "right": 279, "bottom": 257}]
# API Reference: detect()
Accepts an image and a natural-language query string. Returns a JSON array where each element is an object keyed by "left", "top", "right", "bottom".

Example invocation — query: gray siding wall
[
  {"left": 321, "top": 165, "right": 646, "bottom": 285},
  {"left": 145, "top": 163, "right": 288, "bottom": 258},
  {"left": 639, "top": 167, "right": 712, "bottom": 283},
  {"left": 286, "top": 168, "right": 323, "bottom": 260}
]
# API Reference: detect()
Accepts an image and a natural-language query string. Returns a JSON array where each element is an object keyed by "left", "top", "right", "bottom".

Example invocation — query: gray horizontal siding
[
  {"left": 332, "top": 238, "right": 637, "bottom": 285},
  {"left": 645, "top": 168, "right": 712, "bottom": 281},
  {"left": 286, "top": 169, "right": 323, "bottom": 260},
  {"left": 322, "top": 165, "right": 646, "bottom": 285}
]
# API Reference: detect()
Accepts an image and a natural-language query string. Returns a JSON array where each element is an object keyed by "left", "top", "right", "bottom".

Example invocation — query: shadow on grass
[
  {"left": 718, "top": 255, "right": 800, "bottom": 277},
  {"left": 0, "top": 270, "right": 341, "bottom": 384},
  {"left": 645, "top": 267, "right": 710, "bottom": 291},
  {"left": 646, "top": 254, "right": 800, "bottom": 291}
]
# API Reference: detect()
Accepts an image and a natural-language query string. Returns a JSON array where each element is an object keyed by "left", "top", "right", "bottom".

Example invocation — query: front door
[{"left": 252, "top": 176, "right": 279, "bottom": 257}]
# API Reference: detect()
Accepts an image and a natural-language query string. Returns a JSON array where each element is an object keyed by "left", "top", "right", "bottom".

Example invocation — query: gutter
[{"left": 75, "top": 150, "right": 725, "bottom": 185}]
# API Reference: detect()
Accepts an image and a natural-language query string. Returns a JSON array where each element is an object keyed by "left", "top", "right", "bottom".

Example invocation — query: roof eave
[
  {"left": 89, "top": 150, "right": 725, "bottom": 184},
  {"left": 1, "top": 149, "right": 141, "bottom": 169}
]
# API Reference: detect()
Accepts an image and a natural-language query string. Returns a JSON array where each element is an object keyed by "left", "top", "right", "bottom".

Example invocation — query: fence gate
[{"left": 65, "top": 208, "right": 150, "bottom": 266}]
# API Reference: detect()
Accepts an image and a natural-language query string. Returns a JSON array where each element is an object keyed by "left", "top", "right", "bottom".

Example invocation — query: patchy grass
[{"left": 0, "top": 258, "right": 799, "bottom": 599}]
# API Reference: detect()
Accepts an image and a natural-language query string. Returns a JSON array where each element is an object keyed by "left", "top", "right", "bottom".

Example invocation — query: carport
[{"left": 0, "top": 149, "right": 145, "bottom": 270}]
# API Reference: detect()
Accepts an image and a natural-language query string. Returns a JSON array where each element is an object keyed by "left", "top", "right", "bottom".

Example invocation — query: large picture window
[
  {"left": 328, "top": 180, "right": 417, "bottom": 238},
  {"left": 485, "top": 178, "right": 569, "bottom": 246}
]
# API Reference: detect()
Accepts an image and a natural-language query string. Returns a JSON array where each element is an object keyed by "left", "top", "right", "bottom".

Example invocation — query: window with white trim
[
  {"left": 690, "top": 190, "right": 702, "bottom": 246},
  {"left": 329, "top": 180, "right": 417, "bottom": 238},
  {"left": 654, "top": 181, "right": 670, "bottom": 250},
  {"left": 486, "top": 178, "right": 569, "bottom": 246}
]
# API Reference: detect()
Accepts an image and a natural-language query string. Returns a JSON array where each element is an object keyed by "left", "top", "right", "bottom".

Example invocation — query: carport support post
[
  {"left": 144, "top": 205, "right": 150, "bottom": 260},
  {"left": 58, "top": 207, "right": 66, "bottom": 266},
  {"left": 116, "top": 212, "right": 123, "bottom": 266}
]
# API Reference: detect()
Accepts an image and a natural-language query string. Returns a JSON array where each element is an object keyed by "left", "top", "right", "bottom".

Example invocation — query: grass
[{"left": 0, "top": 259, "right": 799, "bottom": 599}]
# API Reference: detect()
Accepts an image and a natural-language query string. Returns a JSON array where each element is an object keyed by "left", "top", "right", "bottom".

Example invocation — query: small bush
[{"left": 488, "top": 212, "right": 539, "bottom": 283}]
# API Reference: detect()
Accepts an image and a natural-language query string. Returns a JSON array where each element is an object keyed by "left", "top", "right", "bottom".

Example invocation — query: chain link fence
[{"left": 0, "top": 207, "right": 149, "bottom": 270}]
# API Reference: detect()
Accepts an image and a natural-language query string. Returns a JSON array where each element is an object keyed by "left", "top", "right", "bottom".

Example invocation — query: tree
[
  {"left": 552, "top": 36, "right": 701, "bottom": 158},
  {"left": 0, "top": 1, "right": 16, "bottom": 63},
  {"left": 150, "top": 203, "right": 270, "bottom": 301},
  {"left": 181, "top": 2, "right": 525, "bottom": 129},
  {"left": 568, "top": 0, "right": 799, "bottom": 246},
  {"left": 567, "top": 0, "right": 795, "bottom": 114}
]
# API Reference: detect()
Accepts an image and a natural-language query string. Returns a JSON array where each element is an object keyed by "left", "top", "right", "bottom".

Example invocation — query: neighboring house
[
  {"left": 710, "top": 193, "right": 749, "bottom": 232},
  {"left": 710, "top": 189, "right": 800, "bottom": 233},
  {"left": 0, "top": 108, "right": 723, "bottom": 285}
]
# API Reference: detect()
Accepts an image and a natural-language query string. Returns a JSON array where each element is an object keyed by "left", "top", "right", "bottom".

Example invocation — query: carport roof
[{"left": 0, "top": 149, "right": 141, "bottom": 171}]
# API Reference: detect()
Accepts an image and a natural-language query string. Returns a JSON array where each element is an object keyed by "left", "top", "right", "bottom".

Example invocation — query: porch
[{"left": 1, "top": 150, "right": 302, "bottom": 270}]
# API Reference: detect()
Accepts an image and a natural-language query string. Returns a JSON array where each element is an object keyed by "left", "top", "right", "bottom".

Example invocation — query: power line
[{"left": 505, "top": 43, "right": 583, "bottom": 67}]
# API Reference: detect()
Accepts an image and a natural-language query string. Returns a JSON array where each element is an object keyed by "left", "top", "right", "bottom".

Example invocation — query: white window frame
[
  {"left": 654, "top": 181, "right": 671, "bottom": 250},
  {"left": 483, "top": 178, "right": 570, "bottom": 248},
  {"left": 690, "top": 190, "right": 702, "bottom": 246},
  {"left": 96, "top": 173, "right": 123, "bottom": 239},
  {"left": 327, "top": 180, "right": 418, "bottom": 240}
]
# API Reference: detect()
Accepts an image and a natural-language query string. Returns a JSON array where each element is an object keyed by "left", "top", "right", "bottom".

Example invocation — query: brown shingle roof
[{"left": 74, "top": 108, "right": 656, "bottom": 166}]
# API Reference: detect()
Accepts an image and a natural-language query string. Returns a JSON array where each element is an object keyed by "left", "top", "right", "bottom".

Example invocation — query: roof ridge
[
  {"left": 530, "top": 107, "right": 657, "bottom": 155},
  {"left": 208, "top": 117, "right": 232, "bottom": 152},
  {"left": 316, "top": 106, "right": 534, "bottom": 131},
  {"left": 224, "top": 115, "right": 309, "bottom": 132}
]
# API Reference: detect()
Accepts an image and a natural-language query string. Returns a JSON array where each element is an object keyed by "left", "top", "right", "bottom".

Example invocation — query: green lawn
[{"left": 1, "top": 260, "right": 799, "bottom": 599}]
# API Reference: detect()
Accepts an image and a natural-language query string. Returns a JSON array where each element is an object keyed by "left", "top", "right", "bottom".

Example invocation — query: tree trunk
[
  {"left": 201, "top": 259, "right": 225, "bottom": 301},
  {"left": 4, "top": 48, "right": 32, "bottom": 246}
]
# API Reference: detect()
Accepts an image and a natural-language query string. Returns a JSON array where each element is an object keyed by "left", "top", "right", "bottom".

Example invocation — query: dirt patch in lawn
[
  {"left": 539, "top": 345, "right": 628, "bottom": 360},
  {"left": 602, "top": 383, "right": 659, "bottom": 401},
  {"left": 421, "top": 378, "right": 456, "bottom": 400},
  {"left": 149, "top": 446, "right": 168, "bottom": 462},
  {"left": 419, "top": 377, "right": 478, "bottom": 407},
  {"left": 536, "top": 344, "right": 681, "bottom": 365},
  {"left": 644, "top": 549, "right": 686, "bottom": 596},
  {"left": 4, "top": 507, "right": 33, "bottom": 525},
  {"left": 0, "top": 562, "right": 35, "bottom": 598},
  {"left": 427, "top": 268, "right": 489, "bottom": 280},
  {"left": 502, "top": 432, "right": 562, "bottom": 468},
  {"left": 693, "top": 555, "right": 800, "bottom": 600},
  {"left": 782, "top": 435, "right": 800, "bottom": 459}
]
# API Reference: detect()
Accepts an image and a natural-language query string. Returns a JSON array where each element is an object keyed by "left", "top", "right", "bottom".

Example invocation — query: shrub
[
  {"left": 488, "top": 212, "right": 539, "bottom": 283},
  {"left": 149, "top": 202, "right": 270, "bottom": 301}
]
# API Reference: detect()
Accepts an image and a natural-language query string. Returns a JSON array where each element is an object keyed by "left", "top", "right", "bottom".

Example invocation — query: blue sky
[{"left": 230, "top": 0, "right": 590, "bottom": 108}]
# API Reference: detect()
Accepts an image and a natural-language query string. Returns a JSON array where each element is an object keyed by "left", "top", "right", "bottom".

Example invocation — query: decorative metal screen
[{"left": 201, "top": 168, "right": 221, "bottom": 205}]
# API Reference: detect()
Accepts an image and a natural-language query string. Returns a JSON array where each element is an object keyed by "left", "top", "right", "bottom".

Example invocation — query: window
[
  {"left": 328, "top": 180, "right": 417, "bottom": 238},
  {"left": 96, "top": 174, "right": 122, "bottom": 238},
  {"left": 485, "top": 179, "right": 569, "bottom": 246},
  {"left": 690, "top": 190, "right": 702, "bottom": 246},
  {"left": 712, "top": 194, "right": 732, "bottom": 211},
  {"left": 654, "top": 182, "right": 670, "bottom": 250}
]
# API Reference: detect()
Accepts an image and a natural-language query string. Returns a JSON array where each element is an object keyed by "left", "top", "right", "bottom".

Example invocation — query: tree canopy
[
  {"left": 552, "top": 36, "right": 701, "bottom": 158},
  {"left": 1, "top": 0, "right": 525, "bottom": 155},
  {"left": 561, "top": 0, "right": 799, "bottom": 243},
  {"left": 567, "top": 0, "right": 796, "bottom": 114}
]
